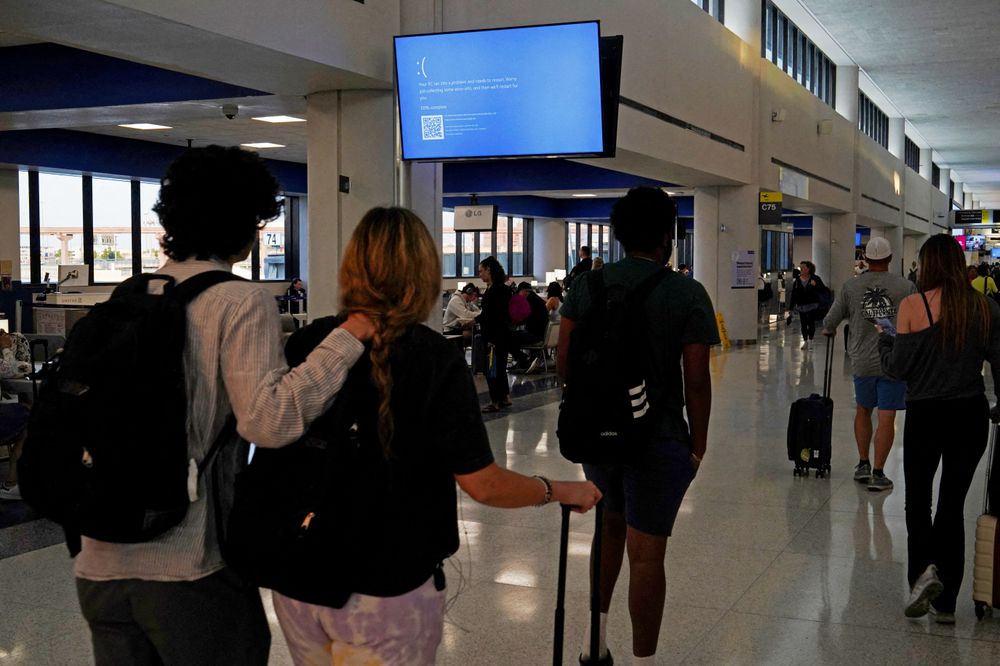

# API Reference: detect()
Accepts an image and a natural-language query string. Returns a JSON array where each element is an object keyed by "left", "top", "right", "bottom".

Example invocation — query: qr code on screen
[{"left": 421, "top": 115, "right": 445, "bottom": 140}]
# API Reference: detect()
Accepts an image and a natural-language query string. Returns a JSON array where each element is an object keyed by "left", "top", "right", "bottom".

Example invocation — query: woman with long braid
[{"left": 272, "top": 207, "right": 601, "bottom": 665}]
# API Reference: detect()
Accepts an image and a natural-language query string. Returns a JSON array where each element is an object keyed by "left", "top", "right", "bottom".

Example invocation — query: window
[
  {"left": 932, "top": 162, "right": 941, "bottom": 188},
  {"left": 442, "top": 211, "right": 456, "bottom": 277},
  {"left": 566, "top": 221, "right": 621, "bottom": 269},
  {"left": 441, "top": 212, "right": 532, "bottom": 278},
  {"left": 92, "top": 176, "right": 133, "bottom": 283},
  {"left": 858, "top": 92, "right": 889, "bottom": 149},
  {"left": 139, "top": 181, "right": 164, "bottom": 273},
  {"left": 257, "top": 209, "right": 286, "bottom": 280},
  {"left": 20, "top": 173, "right": 296, "bottom": 284},
  {"left": 38, "top": 172, "right": 84, "bottom": 285},
  {"left": 691, "top": 0, "right": 724, "bottom": 22},
  {"left": 18, "top": 170, "right": 29, "bottom": 281},
  {"left": 763, "top": 1, "right": 834, "bottom": 106},
  {"left": 904, "top": 136, "right": 920, "bottom": 173}
]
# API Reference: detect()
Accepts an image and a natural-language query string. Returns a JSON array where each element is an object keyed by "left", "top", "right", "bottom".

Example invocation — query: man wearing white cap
[{"left": 823, "top": 237, "right": 916, "bottom": 491}]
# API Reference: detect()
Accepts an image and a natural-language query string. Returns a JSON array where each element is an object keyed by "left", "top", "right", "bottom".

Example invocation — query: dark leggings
[
  {"left": 799, "top": 310, "right": 818, "bottom": 340},
  {"left": 903, "top": 394, "right": 989, "bottom": 612},
  {"left": 486, "top": 341, "right": 509, "bottom": 404}
]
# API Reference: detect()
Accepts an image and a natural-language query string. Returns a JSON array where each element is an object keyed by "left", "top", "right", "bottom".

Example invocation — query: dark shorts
[
  {"left": 583, "top": 437, "right": 696, "bottom": 537},
  {"left": 853, "top": 375, "right": 907, "bottom": 411}
]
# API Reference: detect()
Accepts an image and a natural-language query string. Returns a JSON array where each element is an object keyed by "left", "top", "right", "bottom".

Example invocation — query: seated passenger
[
  {"left": 442, "top": 283, "right": 480, "bottom": 336},
  {"left": 272, "top": 206, "right": 601, "bottom": 665},
  {"left": 546, "top": 281, "right": 564, "bottom": 319},
  {"left": 73, "top": 146, "right": 373, "bottom": 666},
  {"left": 510, "top": 282, "right": 550, "bottom": 372}
]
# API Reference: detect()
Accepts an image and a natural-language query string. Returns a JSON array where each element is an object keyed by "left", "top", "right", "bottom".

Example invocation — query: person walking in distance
[
  {"left": 558, "top": 187, "right": 719, "bottom": 665},
  {"left": 788, "top": 261, "right": 828, "bottom": 350},
  {"left": 822, "top": 237, "right": 916, "bottom": 491}
]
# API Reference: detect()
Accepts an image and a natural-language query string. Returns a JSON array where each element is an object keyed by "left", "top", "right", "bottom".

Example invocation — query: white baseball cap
[{"left": 865, "top": 237, "right": 892, "bottom": 261}]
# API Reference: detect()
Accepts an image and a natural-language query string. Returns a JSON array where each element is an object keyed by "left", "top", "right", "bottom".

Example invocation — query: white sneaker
[
  {"left": 930, "top": 607, "right": 956, "bottom": 625},
  {"left": 905, "top": 565, "right": 944, "bottom": 618},
  {"left": 801, "top": 340, "right": 809, "bottom": 349},
  {"left": 807, "top": 339, "right": 815, "bottom": 350},
  {"left": 0, "top": 482, "right": 21, "bottom": 501},
  {"left": 526, "top": 358, "right": 542, "bottom": 374}
]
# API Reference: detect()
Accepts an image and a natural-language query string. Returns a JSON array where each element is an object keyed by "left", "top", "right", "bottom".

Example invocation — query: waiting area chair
[{"left": 518, "top": 321, "right": 560, "bottom": 374}]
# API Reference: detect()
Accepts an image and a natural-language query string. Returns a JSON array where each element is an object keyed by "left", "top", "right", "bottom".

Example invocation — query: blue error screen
[{"left": 395, "top": 22, "right": 605, "bottom": 160}]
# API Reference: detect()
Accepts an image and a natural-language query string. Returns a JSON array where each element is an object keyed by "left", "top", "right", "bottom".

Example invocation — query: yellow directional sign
[{"left": 759, "top": 191, "right": 783, "bottom": 203}]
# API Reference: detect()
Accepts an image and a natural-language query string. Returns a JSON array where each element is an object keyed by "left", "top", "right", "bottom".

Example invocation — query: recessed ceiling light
[
  {"left": 118, "top": 123, "right": 172, "bottom": 130},
  {"left": 572, "top": 193, "right": 597, "bottom": 198},
  {"left": 251, "top": 115, "right": 306, "bottom": 123},
  {"left": 240, "top": 142, "right": 286, "bottom": 149}
]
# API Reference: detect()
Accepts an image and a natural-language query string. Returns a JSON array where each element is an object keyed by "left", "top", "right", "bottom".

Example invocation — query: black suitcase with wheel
[
  {"left": 554, "top": 501, "right": 604, "bottom": 666},
  {"left": 786, "top": 336, "right": 834, "bottom": 478}
]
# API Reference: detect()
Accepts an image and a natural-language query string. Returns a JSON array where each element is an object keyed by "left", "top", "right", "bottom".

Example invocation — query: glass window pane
[
  {"left": 442, "top": 210, "right": 456, "bottom": 277},
  {"left": 495, "top": 216, "right": 509, "bottom": 274},
  {"left": 92, "top": 176, "right": 133, "bottom": 283},
  {"left": 38, "top": 172, "right": 84, "bottom": 285},
  {"left": 139, "top": 181, "right": 165, "bottom": 273},
  {"left": 461, "top": 233, "right": 475, "bottom": 277},
  {"left": 478, "top": 231, "right": 494, "bottom": 272},
  {"left": 511, "top": 217, "right": 524, "bottom": 276},
  {"left": 568, "top": 223, "right": 577, "bottom": 270},
  {"left": 257, "top": 204, "right": 285, "bottom": 280},
  {"left": 18, "top": 170, "right": 29, "bottom": 282}
]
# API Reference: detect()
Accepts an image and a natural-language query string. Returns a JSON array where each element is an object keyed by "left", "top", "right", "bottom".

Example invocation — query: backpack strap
[{"left": 170, "top": 270, "right": 247, "bottom": 305}]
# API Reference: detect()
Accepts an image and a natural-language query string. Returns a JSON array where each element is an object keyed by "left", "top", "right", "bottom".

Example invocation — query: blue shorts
[
  {"left": 582, "top": 438, "right": 696, "bottom": 537},
  {"left": 853, "top": 375, "right": 907, "bottom": 411}
]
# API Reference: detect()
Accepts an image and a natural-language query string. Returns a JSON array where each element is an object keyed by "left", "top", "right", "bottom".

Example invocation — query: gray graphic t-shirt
[{"left": 823, "top": 271, "right": 917, "bottom": 377}]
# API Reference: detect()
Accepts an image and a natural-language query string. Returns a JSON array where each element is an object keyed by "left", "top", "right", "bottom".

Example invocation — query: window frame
[
  {"left": 442, "top": 212, "right": 533, "bottom": 279},
  {"left": 20, "top": 169, "right": 298, "bottom": 285}
]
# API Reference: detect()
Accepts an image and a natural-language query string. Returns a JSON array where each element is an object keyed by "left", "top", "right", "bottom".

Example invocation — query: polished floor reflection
[{"left": 3, "top": 321, "right": 1000, "bottom": 664}]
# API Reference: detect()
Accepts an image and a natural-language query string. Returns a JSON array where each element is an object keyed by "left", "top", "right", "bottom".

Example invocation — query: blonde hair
[{"left": 340, "top": 207, "right": 441, "bottom": 454}]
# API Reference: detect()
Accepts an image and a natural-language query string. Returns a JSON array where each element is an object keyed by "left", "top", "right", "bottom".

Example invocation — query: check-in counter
[{"left": 31, "top": 292, "right": 111, "bottom": 336}]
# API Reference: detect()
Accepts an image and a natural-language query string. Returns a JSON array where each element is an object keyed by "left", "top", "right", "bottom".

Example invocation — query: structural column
[
  {"left": 533, "top": 218, "right": 567, "bottom": 281},
  {"left": 870, "top": 226, "right": 905, "bottom": 276},
  {"left": 939, "top": 168, "right": 951, "bottom": 195},
  {"left": 0, "top": 169, "right": 19, "bottom": 282},
  {"left": 888, "top": 117, "right": 905, "bottom": 160},
  {"left": 919, "top": 148, "right": 933, "bottom": 182},
  {"left": 965, "top": 191, "right": 974, "bottom": 210},
  {"left": 835, "top": 65, "right": 859, "bottom": 124},
  {"left": 829, "top": 213, "right": 857, "bottom": 289},
  {"left": 811, "top": 215, "right": 831, "bottom": 283},
  {"left": 694, "top": 185, "right": 758, "bottom": 343},
  {"left": 723, "top": 0, "right": 761, "bottom": 54},
  {"left": 306, "top": 89, "right": 396, "bottom": 318}
]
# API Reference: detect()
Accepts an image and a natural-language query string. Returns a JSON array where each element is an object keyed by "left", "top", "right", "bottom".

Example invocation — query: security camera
[{"left": 222, "top": 104, "right": 239, "bottom": 120}]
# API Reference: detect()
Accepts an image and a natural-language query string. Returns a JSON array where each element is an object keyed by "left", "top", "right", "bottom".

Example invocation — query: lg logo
[{"left": 464, "top": 209, "right": 484, "bottom": 218}]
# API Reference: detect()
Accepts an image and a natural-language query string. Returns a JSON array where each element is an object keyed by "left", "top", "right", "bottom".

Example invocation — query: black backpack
[
  {"left": 557, "top": 268, "right": 669, "bottom": 465},
  {"left": 18, "top": 271, "right": 243, "bottom": 554}
]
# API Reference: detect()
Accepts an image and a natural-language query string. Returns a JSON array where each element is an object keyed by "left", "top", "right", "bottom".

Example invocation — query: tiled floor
[{"left": 2, "top": 321, "right": 999, "bottom": 665}]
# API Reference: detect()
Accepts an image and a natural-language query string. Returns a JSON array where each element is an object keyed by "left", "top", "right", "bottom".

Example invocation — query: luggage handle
[
  {"left": 554, "top": 500, "right": 604, "bottom": 666},
  {"left": 823, "top": 330, "right": 835, "bottom": 399},
  {"left": 986, "top": 419, "right": 999, "bottom": 515}
]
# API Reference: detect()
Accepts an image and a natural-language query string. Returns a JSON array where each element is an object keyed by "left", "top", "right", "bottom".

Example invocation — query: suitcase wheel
[
  {"left": 815, "top": 465, "right": 831, "bottom": 479},
  {"left": 793, "top": 466, "right": 806, "bottom": 477},
  {"left": 975, "top": 602, "right": 991, "bottom": 621}
]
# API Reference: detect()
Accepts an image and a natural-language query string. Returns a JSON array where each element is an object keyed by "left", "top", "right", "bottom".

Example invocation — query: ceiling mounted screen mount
[{"left": 395, "top": 21, "right": 610, "bottom": 161}]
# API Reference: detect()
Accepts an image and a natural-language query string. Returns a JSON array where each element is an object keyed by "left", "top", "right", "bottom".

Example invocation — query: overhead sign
[
  {"left": 759, "top": 191, "right": 783, "bottom": 226},
  {"left": 955, "top": 210, "right": 987, "bottom": 226}
]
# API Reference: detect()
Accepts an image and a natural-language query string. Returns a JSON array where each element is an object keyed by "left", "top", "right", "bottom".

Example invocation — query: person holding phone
[{"left": 822, "top": 237, "right": 916, "bottom": 491}]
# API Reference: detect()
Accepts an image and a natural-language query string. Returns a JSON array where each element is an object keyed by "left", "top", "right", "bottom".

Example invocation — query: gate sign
[
  {"left": 759, "top": 191, "right": 783, "bottom": 226},
  {"left": 955, "top": 210, "right": 987, "bottom": 226}
]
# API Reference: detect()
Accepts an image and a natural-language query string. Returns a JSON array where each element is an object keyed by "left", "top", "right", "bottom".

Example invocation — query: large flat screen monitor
[
  {"left": 395, "top": 22, "right": 608, "bottom": 161},
  {"left": 966, "top": 234, "right": 986, "bottom": 251}
]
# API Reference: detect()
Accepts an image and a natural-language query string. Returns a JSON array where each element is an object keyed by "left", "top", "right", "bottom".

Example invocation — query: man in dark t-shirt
[{"left": 558, "top": 188, "right": 719, "bottom": 665}]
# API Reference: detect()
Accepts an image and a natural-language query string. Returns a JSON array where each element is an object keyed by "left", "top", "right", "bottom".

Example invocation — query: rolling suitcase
[
  {"left": 786, "top": 335, "right": 834, "bottom": 478},
  {"left": 554, "top": 501, "right": 604, "bottom": 666},
  {"left": 973, "top": 420, "right": 1000, "bottom": 620}
]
